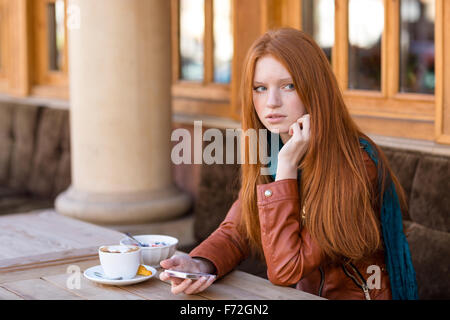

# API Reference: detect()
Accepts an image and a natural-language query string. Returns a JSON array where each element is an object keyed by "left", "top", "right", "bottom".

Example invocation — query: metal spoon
[
  {"left": 125, "top": 232, "right": 148, "bottom": 247},
  {"left": 94, "top": 272, "right": 122, "bottom": 280}
]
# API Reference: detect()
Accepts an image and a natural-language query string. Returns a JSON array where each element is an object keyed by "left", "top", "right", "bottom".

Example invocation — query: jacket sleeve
[
  {"left": 258, "top": 150, "right": 379, "bottom": 287},
  {"left": 256, "top": 179, "right": 324, "bottom": 286},
  {"left": 189, "top": 199, "right": 250, "bottom": 278}
]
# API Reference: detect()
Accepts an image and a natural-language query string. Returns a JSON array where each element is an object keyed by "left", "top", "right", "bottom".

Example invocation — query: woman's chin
[{"left": 265, "top": 124, "right": 289, "bottom": 135}]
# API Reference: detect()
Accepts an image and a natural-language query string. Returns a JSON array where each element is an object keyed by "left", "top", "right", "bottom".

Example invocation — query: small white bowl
[{"left": 119, "top": 234, "right": 178, "bottom": 267}]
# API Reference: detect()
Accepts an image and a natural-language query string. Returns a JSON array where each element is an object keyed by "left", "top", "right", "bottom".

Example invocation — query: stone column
[{"left": 56, "top": 0, "right": 191, "bottom": 227}]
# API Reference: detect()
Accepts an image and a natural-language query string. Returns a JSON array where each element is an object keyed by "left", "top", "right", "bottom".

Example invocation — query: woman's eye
[
  {"left": 284, "top": 83, "right": 295, "bottom": 90},
  {"left": 253, "top": 86, "right": 266, "bottom": 93}
]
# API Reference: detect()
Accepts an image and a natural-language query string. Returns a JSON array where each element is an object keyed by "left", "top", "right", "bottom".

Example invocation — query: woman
[{"left": 160, "top": 28, "right": 418, "bottom": 300}]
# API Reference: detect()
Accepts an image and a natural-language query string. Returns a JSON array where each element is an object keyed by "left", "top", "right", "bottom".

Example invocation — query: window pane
[
  {"left": 47, "top": 0, "right": 65, "bottom": 72},
  {"left": 0, "top": 16, "right": 2, "bottom": 71},
  {"left": 302, "top": 0, "right": 334, "bottom": 63},
  {"left": 180, "top": 0, "right": 205, "bottom": 81},
  {"left": 399, "top": 0, "right": 435, "bottom": 94},
  {"left": 213, "top": 0, "right": 233, "bottom": 83},
  {"left": 348, "top": 0, "right": 384, "bottom": 91}
]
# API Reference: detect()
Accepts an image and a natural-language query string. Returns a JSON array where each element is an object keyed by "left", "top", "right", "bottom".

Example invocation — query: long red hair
[{"left": 238, "top": 28, "right": 407, "bottom": 263}]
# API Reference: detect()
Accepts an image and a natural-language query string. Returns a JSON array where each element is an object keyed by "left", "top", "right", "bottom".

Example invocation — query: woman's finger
[
  {"left": 291, "top": 121, "right": 302, "bottom": 140},
  {"left": 160, "top": 255, "right": 182, "bottom": 269},
  {"left": 159, "top": 271, "right": 170, "bottom": 281},
  {"left": 301, "top": 115, "right": 310, "bottom": 139},
  {"left": 296, "top": 118, "right": 304, "bottom": 130},
  {"left": 171, "top": 278, "right": 192, "bottom": 295},
  {"left": 184, "top": 277, "right": 208, "bottom": 295},
  {"left": 289, "top": 121, "right": 300, "bottom": 136},
  {"left": 194, "top": 275, "right": 216, "bottom": 293}
]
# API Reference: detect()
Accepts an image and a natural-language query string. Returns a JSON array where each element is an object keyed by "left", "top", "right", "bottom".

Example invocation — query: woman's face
[{"left": 252, "top": 55, "right": 306, "bottom": 143}]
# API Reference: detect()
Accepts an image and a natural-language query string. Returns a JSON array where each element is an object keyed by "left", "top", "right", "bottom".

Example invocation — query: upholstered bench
[
  {"left": 382, "top": 147, "right": 450, "bottom": 299},
  {"left": 0, "top": 103, "right": 70, "bottom": 215}
]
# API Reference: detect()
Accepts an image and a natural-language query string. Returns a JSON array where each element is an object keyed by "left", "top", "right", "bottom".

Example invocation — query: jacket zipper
[
  {"left": 350, "top": 263, "right": 371, "bottom": 300},
  {"left": 341, "top": 263, "right": 371, "bottom": 300},
  {"left": 318, "top": 266, "right": 325, "bottom": 297}
]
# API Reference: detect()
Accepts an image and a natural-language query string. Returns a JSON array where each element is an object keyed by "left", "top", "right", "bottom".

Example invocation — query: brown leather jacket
[{"left": 190, "top": 151, "right": 392, "bottom": 300}]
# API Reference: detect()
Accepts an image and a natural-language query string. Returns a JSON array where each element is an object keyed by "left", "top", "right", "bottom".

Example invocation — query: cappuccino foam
[{"left": 100, "top": 245, "right": 139, "bottom": 253}]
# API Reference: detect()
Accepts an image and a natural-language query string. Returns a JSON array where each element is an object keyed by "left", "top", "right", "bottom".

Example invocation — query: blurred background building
[{"left": 0, "top": 0, "right": 449, "bottom": 298}]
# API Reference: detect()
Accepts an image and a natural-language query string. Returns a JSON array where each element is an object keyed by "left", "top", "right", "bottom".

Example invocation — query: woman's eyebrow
[{"left": 253, "top": 78, "right": 293, "bottom": 84}]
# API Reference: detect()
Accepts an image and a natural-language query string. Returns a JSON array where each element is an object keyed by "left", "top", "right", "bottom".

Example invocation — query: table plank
[
  {"left": 43, "top": 273, "right": 145, "bottom": 300},
  {"left": 121, "top": 277, "right": 205, "bottom": 300},
  {"left": 220, "top": 270, "right": 325, "bottom": 300},
  {"left": 24, "top": 210, "right": 125, "bottom": 246},
  {"left": 0, "top": 287, "right": 23, "bottom": 300},
  {"left": 0, "top": 210, "right": 124, "bottom": 271},
  {"left": 0, "top": 247, "right": 99, "bottom": 272},
  {"left": 0, "top": 259, "right": 99, "bottom": 284},
  {"left": 1, "top": 278, "right": 84, "bottom": 300},
  {"left": 196, "top": 281, "right": 268, "bottom": 300}
]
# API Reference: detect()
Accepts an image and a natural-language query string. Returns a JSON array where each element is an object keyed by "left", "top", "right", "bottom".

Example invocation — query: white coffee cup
[{"left": 98, "top": 245, "right": 141, "bottom": 280}]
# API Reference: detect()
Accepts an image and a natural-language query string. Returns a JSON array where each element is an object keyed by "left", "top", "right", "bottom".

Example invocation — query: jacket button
[{"left": 264, "top": 189, "right": 272, "bottom": 197}]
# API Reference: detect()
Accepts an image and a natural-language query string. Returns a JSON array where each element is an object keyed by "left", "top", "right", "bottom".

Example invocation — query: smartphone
[{"left": 164, "top": 269, "right": 215, "bottom": 280}]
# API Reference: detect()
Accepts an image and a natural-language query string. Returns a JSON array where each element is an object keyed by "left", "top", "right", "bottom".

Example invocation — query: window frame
[
  {"left": 0, "top": 0, "right": 9, "bottom": 92},
  {"left": 30, "top": 0, "right": 69, "bottom": 99},
  {"left": 291, "top": 0, "right": 437, "bottom": 140},
  {"left": 435, "top": 0, "right": 450, "bottom": 144},
  {"left": 335, "top": 0, "right": 435, "bottom": 119},
  {"left": 171, "top": 0, "right": 233, "bottom": 118}
]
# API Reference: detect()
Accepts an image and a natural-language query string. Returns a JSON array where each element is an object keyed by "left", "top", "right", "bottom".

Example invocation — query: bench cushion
[
  {"left": 382, "top": 147, "right": 421, "bottom": 221},
  {"left": 405, "top": 221, "right": 450, "bottom": 299},
  {"left": 409, "top": 155, "right": 450, "bottom": 233}
]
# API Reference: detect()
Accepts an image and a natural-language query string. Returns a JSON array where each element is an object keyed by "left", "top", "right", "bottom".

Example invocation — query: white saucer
[{"left": 83, "top": 265, "right": 156, "bottom": 286}]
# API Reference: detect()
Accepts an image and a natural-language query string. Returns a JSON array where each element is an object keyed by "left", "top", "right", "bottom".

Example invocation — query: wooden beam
[
  {"left": 435, "top": 0, "right": 450, "bottom": 144},
  {"left": 385, "top": 0, "right": 399, "bottom": 98},
  {"left": 282, "top": 0, "right": 301, "bottom": 29},
  {"left": 8, "top": 0, "right": 31, "bottom": 97},
  {"left": 204, "top": 0, "right": 214, "bottom": 84},
  {"left": 230, "top": 0, "right": 264, "bottom": 120},
  {"left": 334, "top": 0, "right": 348, "bottom": 92}
]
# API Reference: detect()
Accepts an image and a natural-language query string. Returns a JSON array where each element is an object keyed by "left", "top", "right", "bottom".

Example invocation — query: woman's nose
[{"left": 267, "top": 89, "right": 282, "bottom": 108}]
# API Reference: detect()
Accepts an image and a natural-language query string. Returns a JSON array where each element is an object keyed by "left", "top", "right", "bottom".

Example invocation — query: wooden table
[{"left": 0, "top": 210, "right": 324, "bottom": 300}]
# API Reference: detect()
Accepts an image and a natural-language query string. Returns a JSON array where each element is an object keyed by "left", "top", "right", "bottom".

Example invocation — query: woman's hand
[
  {"left": 159, "top": 255, "right": 217, "bottom": 295},
  {"left": 276, "top": 114, "right": 310, "bottom": 180}
]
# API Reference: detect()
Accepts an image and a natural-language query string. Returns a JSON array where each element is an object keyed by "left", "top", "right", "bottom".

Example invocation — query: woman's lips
[{"left": 265, "top": 114, "right": 286, "bottom": 124}]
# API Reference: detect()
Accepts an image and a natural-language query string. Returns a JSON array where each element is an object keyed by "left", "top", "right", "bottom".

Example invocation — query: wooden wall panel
[
  {"left": 353, "top": 116, "right": 435, "bottom": 141},
  {"left": 436, "top": 0, "right": 450, "bottom": 143},
  {"left": 0, "top": 0, "right": 9, "bottom": 92},
  {"left": 7, "top": 0, "right": 31, "bottom": 97}
]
